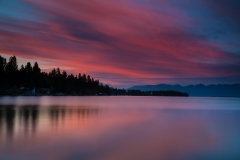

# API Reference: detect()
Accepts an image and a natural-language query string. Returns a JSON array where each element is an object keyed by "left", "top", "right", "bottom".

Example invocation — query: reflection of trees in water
[
  {"left": 0, "top": 108, "right": 3, "bottom": 131},
  {"left": 0, "top": 105, "right": 39, "bottom": 139},
  {"left": 31, "top": 107, "right": 38, "bottom": 133},
  {"left": 5, "top": 106, "right": 15, "bottom": 138},
  {"left": 0, "top": 105, "right": 98, "bottom": 139},
  {"left": 49, "top": 106, "right": 99, "bottom": 127},
  {"left": 19, "top": 106, "right": 39, "bottom": 134},
  {"left": 0, "top": 106, "right": 16, "bottom": 138}
]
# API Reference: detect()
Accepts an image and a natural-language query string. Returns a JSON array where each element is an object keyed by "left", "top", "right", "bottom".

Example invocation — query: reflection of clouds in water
[
  {"left": 0, "top": 97, "right": 240, "bottom": 160},
  {"left": 93, "top": 111, "right": 219, "bottom": 160}
]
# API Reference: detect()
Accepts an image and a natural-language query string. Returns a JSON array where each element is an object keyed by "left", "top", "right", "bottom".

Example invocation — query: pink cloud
[{"left": 1, "top": 0, "right": 240, "bottom": 87}]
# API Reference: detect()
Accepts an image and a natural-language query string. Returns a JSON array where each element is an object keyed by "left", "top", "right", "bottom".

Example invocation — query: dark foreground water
[{"left": 0, "top": 96, "right": 240, "bottom": 160}]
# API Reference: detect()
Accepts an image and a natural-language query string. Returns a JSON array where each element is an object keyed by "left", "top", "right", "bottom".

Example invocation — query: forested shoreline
[{"left": 0, "top": 55, "right": 188, "bottom": 97}]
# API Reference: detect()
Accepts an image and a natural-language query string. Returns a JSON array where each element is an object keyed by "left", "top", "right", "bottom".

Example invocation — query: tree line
[
  {"left": 0, "top": 55, "right": 188, "bottom": 96},
  {"left": 0, "top": 55, "right": 111, "bottom": 95}
]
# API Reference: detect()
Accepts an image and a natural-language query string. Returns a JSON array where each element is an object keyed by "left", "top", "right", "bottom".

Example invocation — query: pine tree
[
  {"left": 33, "top": 62, "right": 41, "bottom": 74},
  {"left": 25, "top": 62, "right": 33, "bottom": 73},
  {"left": 5, "top": 56, "right": 18, "bottom": 73},
  {"left": 0, "top": 55, "right": 7, "bottom": 82},
  {"left": 0, "top": 55, "right": 6, "bottom": 73},
  {"left": 20, "top": 65, "right": 25, "bottom": 72}
]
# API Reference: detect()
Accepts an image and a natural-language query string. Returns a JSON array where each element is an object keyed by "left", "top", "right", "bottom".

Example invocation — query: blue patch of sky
[
  {"left": 167, "top": 1, "right": 240, "bottom": 54},
  {"left": 0, "top": 0, "right": 44, "bottom": 21},
  {"left": 0, "top": 0, "right": 50, "bottom": 36}
]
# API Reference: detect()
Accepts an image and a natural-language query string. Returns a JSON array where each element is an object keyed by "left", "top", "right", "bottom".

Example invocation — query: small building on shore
[{"left": 39, "top": 88, "right": 51, "bottom": 94}]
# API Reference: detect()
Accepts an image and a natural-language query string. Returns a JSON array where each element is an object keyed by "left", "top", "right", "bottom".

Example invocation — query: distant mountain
[{"left": 128, "top": 84, "right": 240, "bottom": 97}]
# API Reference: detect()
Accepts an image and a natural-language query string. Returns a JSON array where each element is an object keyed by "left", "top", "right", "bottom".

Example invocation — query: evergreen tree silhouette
[
  {"left": 0, "top": 56, "right": 6, "bottom": 82},
  {"left": 33, "top": 62, "right": 41, "bottom": 74},
  {"left": 5, "top": 56, "right": 18, "bottom": 73},
  {"left": 25, "top": 62, "right": 33, "bottom": 73},
  {"left": 0, "top": 55, "right": 6, "bottom": 73},
  {"left": 20, "top": 65, "right": 25, "bottom": 72}
]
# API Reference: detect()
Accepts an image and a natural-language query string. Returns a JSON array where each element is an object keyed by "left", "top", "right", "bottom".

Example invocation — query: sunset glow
[{"left": 1, "top": 0, "right": 240, "bottom": 87}]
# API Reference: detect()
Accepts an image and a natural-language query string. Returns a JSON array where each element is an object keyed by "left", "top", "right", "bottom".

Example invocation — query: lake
[{"left": 0, "top": 96, "right": 240, "bottom": 160}]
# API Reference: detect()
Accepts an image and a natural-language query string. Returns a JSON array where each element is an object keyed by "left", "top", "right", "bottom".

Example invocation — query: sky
[{"left": 0, "top": 0, "right": 240, "bottom": 88}]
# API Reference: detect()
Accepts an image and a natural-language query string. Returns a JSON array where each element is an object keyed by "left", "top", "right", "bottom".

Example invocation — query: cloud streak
[{"left": 0, "top": 0, "right": 240, "bottom": 87}]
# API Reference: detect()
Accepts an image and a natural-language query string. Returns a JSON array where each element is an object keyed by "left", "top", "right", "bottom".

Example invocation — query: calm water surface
[{"left": 0, "top": 96, "right": 240, "bottom": 160}]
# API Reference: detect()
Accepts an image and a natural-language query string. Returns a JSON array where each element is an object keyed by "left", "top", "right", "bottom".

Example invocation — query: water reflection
[
  {"left": 0, "top": 105, "right": 98, "bottom": 139},
  {"left": 0, "top": 97, "right": 240, "bottom": 160},
  {"left": 0, "top": 105, "right": 17, "bottom": 138},
  {"left": 49, "top": 106, "right": 98, "bottom": 128},
  {"left": 18, "top": 106, "right": 39, "bottom": 135}
]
